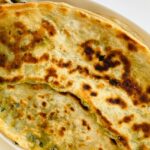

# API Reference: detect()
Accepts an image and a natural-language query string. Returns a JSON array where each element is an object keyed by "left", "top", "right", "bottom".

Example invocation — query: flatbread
[
  {"left": 0, "top": 2, "right": 149, "bottom": 150},
  {"left": 0, "top": 83, "right": 119, "bottom": 150}
]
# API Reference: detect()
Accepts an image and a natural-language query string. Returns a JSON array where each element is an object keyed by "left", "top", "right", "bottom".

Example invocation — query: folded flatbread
[
  {"left": 0, "top": 2, "right": 149, "bottom": 150},
  {"left": 0, "top": 83, "right": 119, "bottom": 150}
]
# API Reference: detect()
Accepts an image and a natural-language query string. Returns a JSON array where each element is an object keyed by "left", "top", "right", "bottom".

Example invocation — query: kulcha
[{"left": 0, "top": 2, "right": 150, "bottom": 150}]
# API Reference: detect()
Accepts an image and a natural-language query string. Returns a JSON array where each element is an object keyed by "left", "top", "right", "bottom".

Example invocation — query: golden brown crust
[
  {"left": 0, "top": 84, "right": 119, "bottom": 150},
  {"left": 0, "top": 1, "right": 149, "bottom": 150}
]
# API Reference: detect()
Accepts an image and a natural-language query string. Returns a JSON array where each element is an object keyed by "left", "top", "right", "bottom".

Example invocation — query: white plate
[
  {"left": 93, "top": 0, "right": 150, "bottom": 34},
  {"left": 0, "top": 0, "right": 150, "bottom": 149}
]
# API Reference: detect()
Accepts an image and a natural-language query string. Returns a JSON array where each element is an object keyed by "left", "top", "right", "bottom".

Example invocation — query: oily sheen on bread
[{"left": 0, "top": 1, "right": 149, "bottom": 150}]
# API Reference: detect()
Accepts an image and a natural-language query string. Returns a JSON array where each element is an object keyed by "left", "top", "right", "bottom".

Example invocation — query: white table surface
[{"left": 93, "top": 0, "right": 150, "bottom": 34}]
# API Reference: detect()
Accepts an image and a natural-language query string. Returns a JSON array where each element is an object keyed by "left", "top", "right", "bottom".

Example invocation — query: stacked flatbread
[{"left": 0, "top": 2, "right": 149, "bottom": 150}]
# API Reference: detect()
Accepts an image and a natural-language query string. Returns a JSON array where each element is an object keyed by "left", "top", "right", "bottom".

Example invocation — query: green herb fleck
[
  {"left": 0, "top": 107, "right": 5, "bottom": 112},
  {"left": 15, "top": 103, "right": 20, "bottom": 108},
  {"left": 49, "top": 145, "right": 58, "bottom": 150},
  {"left": 39, "top": 141, "right": 44, "bottom": 147},
  {"left": 27, "top": 133, "right": 37, "bottom": 143}
]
